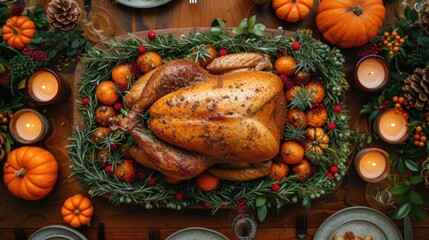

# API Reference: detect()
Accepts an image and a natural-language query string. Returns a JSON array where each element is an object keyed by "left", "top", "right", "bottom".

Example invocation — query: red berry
[
  {"left": 137, "top": 45, "right": 146, "bottom": 54},
  {"left": 148, "top": 177, "right": 156, "bottom": 186},
  {"left": 202, "top": 202, "right": 212, "bottom": 208},
  {"left": 291, "top": 41, "right": 301, "bottom": 50},
  {"left": 110, "top": 144, "right": 118, "bottom": 151},
  {"left": 147, "top": 31, "right": 156, "bottom": 40},
  {"left": 82, "top": 97, "right": 90, "bottom": 105},
  {"left": 175, "top": 192, "right": 184, "bottom": 200},
  {"left": 329, "top": 165, "right": 339, "bottom": 174},
  {"left": 333, "top": 105, "right": 342, "bottom": 113},
  {"left": 326, "top": 172, "right": 333, "bottom": 180},
  {"left": 218, "top": 48, "right": 228, "bottom": 56},
  {"left": 114, "top": 102, "right": 123, "bottom": 111},
  {"left": 327, "top": 122, "right": 336, "bottom": 130},
  {"left": 104, "top": 165, "right": 113, "bottom": 173},
  {"left": 271, "top": 183, "right": 280, "bottom": 192}
]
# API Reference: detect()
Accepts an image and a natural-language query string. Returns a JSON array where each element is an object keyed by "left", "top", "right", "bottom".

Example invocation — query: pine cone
[
  {"left": 403, "top": 66, "right": 429, "bottom": 111},
  {"left": 46, "top": 0, "right": 81, "bottom": 31},
  {"left": 419, "top": 0, "right": 429, "bottom": 35},
  {"left": 0, "top": 133, "right": 6, "bottom": 161}
]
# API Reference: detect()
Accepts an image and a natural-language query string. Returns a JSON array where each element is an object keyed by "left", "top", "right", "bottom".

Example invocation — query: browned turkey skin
[{"left": 110, "top": 58, "right": 287, "bottom": 180}]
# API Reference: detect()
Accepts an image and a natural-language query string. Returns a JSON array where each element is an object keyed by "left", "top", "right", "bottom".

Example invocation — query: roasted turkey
[{"left": 111, "top": 58, "right": 287, "bottom": 180}]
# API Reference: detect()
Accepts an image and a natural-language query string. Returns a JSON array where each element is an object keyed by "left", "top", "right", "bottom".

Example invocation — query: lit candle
[
  {"left": 355, "top": 148, "right": 389, "bottom": 183},
  {"left": 354, "top": 55, "right": 389, "bottom": 92},
  {"left": 26, "top": 68, "right": 69, "bottom": 105},
  {"left": 375, "top": 109, "right": 408, "bottom": 144},
  {"left": 9, "top": 109, "right": 50, "bottom": 144}
]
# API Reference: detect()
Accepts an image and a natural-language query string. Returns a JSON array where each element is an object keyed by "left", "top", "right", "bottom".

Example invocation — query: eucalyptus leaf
[
  {"left": 390, "top": 184, "right": 409, "bottom": 195},
  {"left": 248, "top": 16, "right": 256, "bottom": 28},
  {"left": 409, "top": 175, "right": 422, "bottom": 184},
  {"left": 404, "top": 158, "right": 419, "bottom": 172},
  {"left": 239, "top": 18, "right": 248, "bottom": 30},
  {"left": 392, "top": 202, "right": 411, "bottom": 220},
  {"left": 257, "top": 204, "right": 267, "bottom": 222},
  {"left": 255, "top": 197, "right": 266, "bottom": 207},
  {"left": 409, "top": 190, "right": 424, "bottom": 205}
]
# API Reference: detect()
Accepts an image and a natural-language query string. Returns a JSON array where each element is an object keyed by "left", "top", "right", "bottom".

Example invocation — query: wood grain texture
[{"left": 1, "top": 0, "right": 429, "bottom": 239}]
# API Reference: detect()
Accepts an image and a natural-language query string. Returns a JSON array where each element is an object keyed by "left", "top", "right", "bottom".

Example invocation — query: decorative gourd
[
  {"left": 316, "top": 0, "right": 386, "bottom": 48},
  {"left": 61, "top": 193, "right": 94, "bottom": 228},
  {"left": 305, "top": 127, "right": 329, "bottom": 154},
  {"left": 1, "top": 15, "right": 36, "bottom": 50},
  {"left": 272, "top": 0, "right": 314, "bottom": 23},
  {"left": 3, "top": 146, "right": 58, "bottom": 200}
]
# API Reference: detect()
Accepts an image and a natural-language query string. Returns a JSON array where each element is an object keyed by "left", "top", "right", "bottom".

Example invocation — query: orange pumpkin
[
  {"left": 272, "top": 0, "right": 314, "bottom": 23},
  {"left": 305, "top": 127, "right": 330, "bottom": 154},
  {"left": 316, "top": 0, "right": 386, "bottom": 48},
  {"left": 3, "top": 146, "right": 58, "bottom": 200},
  {"left": 2, "top": 15, "right": 36, "bottom": 49},
  {"left": 61, "top": 193, "right": 94, "bottom": 228}
]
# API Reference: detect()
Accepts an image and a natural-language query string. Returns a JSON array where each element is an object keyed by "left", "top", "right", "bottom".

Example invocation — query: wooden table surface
[{"left": 1, "top": 0, "right": 429, "bottom": 239}]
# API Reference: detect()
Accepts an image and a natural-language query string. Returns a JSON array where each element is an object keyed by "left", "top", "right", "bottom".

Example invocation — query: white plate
[
  {"left": 28, "top": 225, "right": 87, "bottom": 240},
  {"left": 115, "top": 0, "right": 172, "bottom": 8},
  {"left": 313, "top": 206, "right": 402, "bottom": 240},
  {"left": 166, "top": 227, "right": 229, "bottom": 240}
]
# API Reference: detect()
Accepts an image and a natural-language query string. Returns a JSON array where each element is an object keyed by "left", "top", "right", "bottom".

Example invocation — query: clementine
[
  {"left": 114, "top": 159, "right": 136, "bottom": 183},
  {"left": 307, "top": 108, "right": 328, "bottom": 127},
  {"left": 137, "top": 51, "right": 163, "bottom": 74},
  {"left": 111, "top": 62, "right": 132, "bottom": 90},
  {"left": 196, "top": 172, "right": 220, "bottom": 192},
  {"left": 96, "top": 81, "right": 120, "bottom": 105},
  {"left": 274, "top": 55, "right": 297, "bottom": 76},
  {"left": 193, "top": 45, "right": 217, "bottom": 68},
  {"left": 287, "top": 108, "right": 307, "bottom": 129},
  {"left": 285, "top": 85, "right": 302, "bottom": 102},
  {"left": 280, "top": 140, "right": 304, "bottom": 165},
  {"left": 306, "top": 81, "right": 325, "bottom": 103},
  {"left": 268, "top": 161, "right": 289, "bottom": 181}
]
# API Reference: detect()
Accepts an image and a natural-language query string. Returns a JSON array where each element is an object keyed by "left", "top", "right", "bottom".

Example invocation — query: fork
[
  {"left": 148, "top": 228, "right": 160, "bottom": 240},
  {"left": 296, "top": 208, "right": 308, "bottom": 240},
  {"left": 189, "top": 0, "right": 197, "bottom": 4},
  {"left": 13, "top": 227, "right": 26, "bottom": 240}
]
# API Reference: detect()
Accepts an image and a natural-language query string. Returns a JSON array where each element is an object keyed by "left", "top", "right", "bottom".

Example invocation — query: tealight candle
[
  {"left": 9, "top": 109, "right": 50, "bottom": 144},
  {"left": 374, "top": 109, "right": 408, "bottom": 144},
  {"left": 354, "top": 55, "right": 390, "bottom": 92},
  {"left": 355, "top": 148, "right": 389, "bottom": 183},
  {"left": 26, "top": 68, "right": 70, "bottom": 105}
]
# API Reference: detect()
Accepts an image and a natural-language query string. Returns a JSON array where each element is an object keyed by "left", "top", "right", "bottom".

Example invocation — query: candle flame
[
  {"left": 368, "top": 71, "right": 374, "bottom": 76},
  {"left": 390, "top": 123, "right": 396, "bottom": 128}
]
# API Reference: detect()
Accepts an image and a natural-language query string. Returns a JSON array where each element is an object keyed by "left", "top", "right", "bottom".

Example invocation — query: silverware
[
  {"left": 149, "top": 228, "right": 160, "bottom": 240},
  {"left": 189, "top": 0, "right": 197, "bottom": 4},
  {"left": 296, "top": 208, "right": 308, "bottom": 240},
  {"left": 97, "top": 222, "right": 106, "bottom": 240},
  {"left": 13, "top": 227, "right": 26, "bottom": 240},
  {"left": 403, "top": 215, "right": 413, "bottom": 240}
]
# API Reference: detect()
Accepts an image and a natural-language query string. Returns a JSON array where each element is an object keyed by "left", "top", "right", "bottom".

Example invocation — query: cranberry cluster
[
  {"left": 23, "top": 48, "right": 47, "bottom": 61},
  {"left": 279, "top": 74, "right": 294, "bottom": 89},
  {"left": 0, "top": 72, "right": 9, "bottom": 86},
  {"left": 357, "top": 43, "right": 382, "bottom": 59}
]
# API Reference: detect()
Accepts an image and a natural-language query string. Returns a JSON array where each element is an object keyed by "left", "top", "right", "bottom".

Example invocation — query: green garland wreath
[{"left": 68, "top": 17, "right": 353, "bottom": 221}]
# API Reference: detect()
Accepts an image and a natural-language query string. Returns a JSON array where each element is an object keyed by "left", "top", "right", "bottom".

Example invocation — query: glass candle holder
[
  {"left": 26, "top": 68, "right": 70, "bottom": 105},
  {"left": 9, "top": 108, "right": 50, "bottom": 144},
  {"left": 354, "top": 148, "right": 389, "bottom": 183},
  {"left": 374, "top": 109, "right": 408, "bottom": 144},
  {"left": 230, "top": 210, "right": 257, "bottom": 240},
  {"left": 354, "top": 55, "right": 390, "bottom": 92}
]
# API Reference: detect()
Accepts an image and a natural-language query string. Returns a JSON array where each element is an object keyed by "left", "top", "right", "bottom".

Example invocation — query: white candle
[
  {"left": 377, "top": 109, "right": 408, "bottom": 143},
  {"left": 355, "top": 55, "right": 389, "bottom": 91},
  {"left": 14, "top": 111, "right": 43, "bottom": 141},
  {"left": 358, "top": 151, "right": 387, "bottom": 179},
  {"left": 29, "top": 70, "right": 59, "bottom": 102}
]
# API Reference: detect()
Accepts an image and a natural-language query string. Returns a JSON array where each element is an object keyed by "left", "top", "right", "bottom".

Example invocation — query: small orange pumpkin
[
  {"left": 61, "top": 193, "right": 94, "bottom": 228},
  {"left": 316, "top": 0, "right": 386, "bottom": 48},
  {"left": 3, "top": 146, "right": 58, "bottom": 200},
  {"left": 2, "top": 15, "right": 36, "bottom": 49},
  {"left": 305, "top": 127, "right": 330, "bottom": 154},
  {"left": 272, "top": 0, "right": 314, "bottom": 23}
]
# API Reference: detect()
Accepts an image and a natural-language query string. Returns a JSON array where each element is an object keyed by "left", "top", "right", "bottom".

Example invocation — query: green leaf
[
  {"left": 252, "top": 23, "right": 266, "bottom": 37},
  {"left": 391, "top": 202, "right": 411, "bottom": 220},
  {"left": 239, "top": 18, "right": 248, "bottom": 30},
  {"left": 71, "top": 39, "right": 80, "bottom": 48},
  {"left": 404, "top": 6, "right": 411, "bottom": 20},
  {"left": 410, "top": 205, "right": 427, "bottom": 220},
  {"left": 257, "top": 204, "right": 267, "bottom": 222},
  {"left": 231, "top": 27, "right": 243, "bottom": 35},
  {"left": 409, "top": 175, "right": 422, "bottom": 184},
  {"left": 248, "top": 15, "right": 256, "bottom": 28},
  {"left": 211, "top": 18, "right": 226, "bottom": 29},
  {"left": 404, "top": 158, "right": 419, "bottom": 172},
  {"left": 390, "top": 184, "right": 409, "bottom": 195},
  {"left": 409, "top": 190, "right": 424, "bottom": 205},
  {"left": 410, "top": 8, "right": 419, "bottom": 22},
  {"left": 255, "top": 197, "right": 266, "bottom": 207},
  {"left": 397, "top": 158, "right": 405, "bottom": 173}
]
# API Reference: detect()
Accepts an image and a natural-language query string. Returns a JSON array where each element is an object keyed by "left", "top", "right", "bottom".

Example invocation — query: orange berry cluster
[
  {"left": 413, "top": 126, "right": 427, "bottom": 148},
  {"left": 382, "top": 31, "right": 405, "bottom": 55},
  {"left": 392, "top": 96, "right": 411, "bottom": 121},
  {"left": 0, "top": 112, "right": 13, "bottom": 125}
]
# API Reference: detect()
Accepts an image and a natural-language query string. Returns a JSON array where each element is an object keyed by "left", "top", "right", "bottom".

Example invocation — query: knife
[
  {"left": 403, "top": 215, "right": 413, "bottom": 240},
  {"left": 97, "top": 222, "right": 106, "bottom": 240}
]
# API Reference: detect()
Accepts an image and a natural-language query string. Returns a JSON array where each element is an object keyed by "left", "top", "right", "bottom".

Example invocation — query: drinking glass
[
  {"left": 80, "top": 5, "right": 115, "bottom": 43},
  {"left": 230, "top": 211, "right": 257, "bottom": 240},
  {"left": 365, "top": 175, "right": 399, "bottom": 213}
]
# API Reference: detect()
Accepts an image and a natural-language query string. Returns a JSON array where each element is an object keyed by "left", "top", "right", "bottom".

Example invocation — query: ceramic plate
[
  {"left": 28, "top": 225, "right": 87, "bottom": 240},
  {"left": 166, "top": 227, "right": 229, "bottom": 240},
  {"left": 313, "top": 206, "right": 402, "bottom": 240},
  {"left": 115, "top": 0, "right": 172, "bottom": 8}
]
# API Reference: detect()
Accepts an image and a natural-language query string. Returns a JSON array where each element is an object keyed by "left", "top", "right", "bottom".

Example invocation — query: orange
[
  {"left": 268, "top": 161, "right": 289, "bottom": 181},
  {"left": 287, "top": 108, "right": 307, "bottom": 129},
  {"left": 285, "top": 85, "right": 302, "bottom": 102},
  {"left": 307, "top": 108, "right": 328, "bottom": 127},
  {"left": 306, "top": 81, "right": 325, "bottom": 103},
  {"left": 114, "top": 159, "right": 136, "bottom": 183},
  {"left": 280, "top": 140, "right": 304, "bottom": 165},
  {"left": 196, "top": 172, "right": 220, "bottom": 192},
  {"left": 96, "top": 80, "right": 120, "bottom": 105},
  {"left": 274, "top": 56, "right": 297, "bottom": 76},
  {"left": 193, "top": 45, "right": 217, "bottom": 68},
  {"left": 137, "top": 51, "right": 163, "bottom": 74},
  {"left": 111, "top": 62, "right": 132, "bottom": 90}
]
